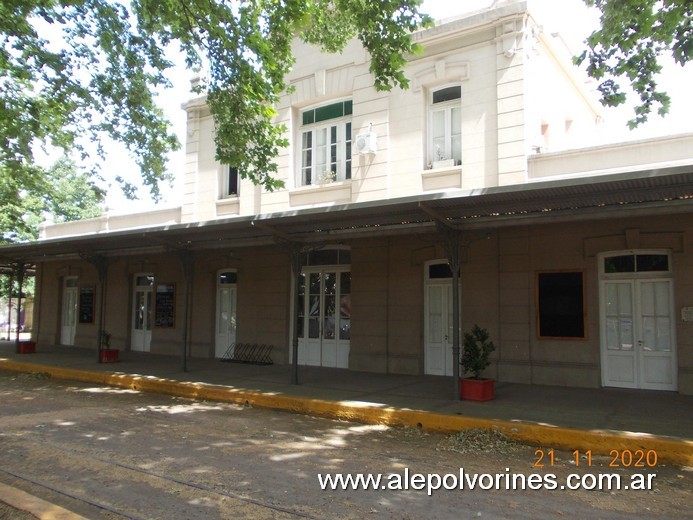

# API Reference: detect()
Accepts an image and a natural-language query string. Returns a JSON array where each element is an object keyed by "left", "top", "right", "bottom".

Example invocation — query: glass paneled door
[
  {"left": 215, "top": 271, "right": 237, "bottom": 358},
  {"left": 601, "top": 279, "right": 676, "bottom": 390},
  {"left": 296, "top": 270, "right": 350, "bottom": 368},
  {"left": 131, "top": 274, "right": 153, "bottom": 352},
  {"left": 60, "top": 277, "right": 78, "bottom": 345}
]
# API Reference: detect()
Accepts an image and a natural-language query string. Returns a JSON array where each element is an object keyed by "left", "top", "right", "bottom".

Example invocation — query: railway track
[{"left": 0, "top": 436, "right": 316, "bottom": 520}]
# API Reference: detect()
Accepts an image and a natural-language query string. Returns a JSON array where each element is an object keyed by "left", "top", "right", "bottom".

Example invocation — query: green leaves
[
  {"left": 1, "top": 0, "right": 180, "bottom": 201},
  {"left": 0, "top": 156, "right": 104, "bottom": 243},
  {"left": 576, "top": 0, "right": 691, "bottom": 127},
  {"left": 1, "top": 0, "right": 431, "bottom": 200},
  {"left": 168, "top": 0, "right": 431, "bottom": 191},
  {"left": 315, "top": 0, "right": 433, "bottom": 91},
  {"left": 461, "top": 325, "right": 495, "bottom": 380}
]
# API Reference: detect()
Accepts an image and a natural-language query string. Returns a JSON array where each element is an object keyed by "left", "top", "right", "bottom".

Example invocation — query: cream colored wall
[
  {"left": 32, "top": 209, "right": 693, "bottom": 393},
  {"left": 345, "top": 213, "right": 692, "bottom": 392},
  {"left": 40, "top": 207, "right": 182, "bottom": 240},
  {"left": 492, "top": 215, "right": 693, "bottom": 390},
  {"left": 235, "top": 247, "right": 291, "bottom": 362},
  {"left": 350, "top": 238, "right": 390, "bottom": 372},
  {"left": 529, "top": 133, "right": 693, "bottom": 181},
  {"left": 179, "top": 7, "right": 577, "bottom": 221},
  {"left": 41, "top": 4, "right": 610, "bottom": 243}
]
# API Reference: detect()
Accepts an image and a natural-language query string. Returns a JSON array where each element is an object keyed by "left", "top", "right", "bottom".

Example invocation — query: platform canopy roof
[{"left": 1, "top": 165, "right": 692, "bottom": 270}]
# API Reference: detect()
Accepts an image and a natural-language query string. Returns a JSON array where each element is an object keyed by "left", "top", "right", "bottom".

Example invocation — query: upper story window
[
  {"left": 300, "top": 100, "right": 352, "bottom": 186},
  {"left": 220, "top": 166, "right": 239, "bottom": 198},
  {"left": 429, "top": 85, "right": 461, "bottom": 167}
]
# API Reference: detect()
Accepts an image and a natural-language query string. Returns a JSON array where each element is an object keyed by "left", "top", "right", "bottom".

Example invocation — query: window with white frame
[
  {"left": 429, "top": 85, "right": 461, "bottom": 166},
  {"left": 220, "top": 166, "right": 239, "bottom": 198},
  {"left": 299, "top": 100, "right": 352, "bottom": 186}
]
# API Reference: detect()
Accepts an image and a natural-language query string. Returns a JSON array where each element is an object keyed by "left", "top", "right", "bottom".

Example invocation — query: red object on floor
[
  {"left": 99, "top": 348, "right": 119, "bottom": 363},
  {"left": 460, "top": 378, "right": 495, "bottom": 401},
  {"left": 18, "top": 341, "right": 36, "bottom": 354}
]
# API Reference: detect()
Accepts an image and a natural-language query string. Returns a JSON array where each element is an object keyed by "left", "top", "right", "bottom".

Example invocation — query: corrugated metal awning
[{"left": 1, "top": 166, "right": 691, "bottom": 266}]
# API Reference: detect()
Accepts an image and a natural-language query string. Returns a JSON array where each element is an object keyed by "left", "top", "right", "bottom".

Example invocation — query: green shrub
[{"left": 461, "top": 325, "right": 495, "bottom": 379}]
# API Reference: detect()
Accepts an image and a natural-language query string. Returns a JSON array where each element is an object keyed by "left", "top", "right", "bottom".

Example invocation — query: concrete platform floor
[{"left": 2, "top": 342, "right": 690, "bottom": 441}]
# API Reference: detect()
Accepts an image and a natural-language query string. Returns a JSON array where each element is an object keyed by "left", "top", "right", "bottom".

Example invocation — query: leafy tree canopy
[
  {"left": 576, "top": 0, "right": 692, "bottom": 127},
  {"left": 1, "top": 156, "right": 104, "bottom": 244},
  {"left": 1, "top": 0, "right": 432, "bottom": 197}
]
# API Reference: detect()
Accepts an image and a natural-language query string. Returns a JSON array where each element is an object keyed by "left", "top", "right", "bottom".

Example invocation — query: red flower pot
[
  {"left": 99, "top": 348, "right": 119, "bottom": 363},
  {"left": 18, "top": 341, "right": 36, "bottom": 354},
  {"left": 460, "top": 378, "right": 495, "bottom": 401}
]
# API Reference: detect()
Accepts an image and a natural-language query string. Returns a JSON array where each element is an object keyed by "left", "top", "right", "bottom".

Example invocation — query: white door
[
  {"left": 602, "top": 279, "right": 676, "bottom": 390},
  {"left": 215, "top": 271, "right": 237, "bottom": 358},
  {"left": 297, "top": 270, "right": 350, "bottom": 368},
  {"left": 425, "top": 283, "right": 454, "bottom": 376},
  {"left": 131, "top": 274, "right": 153, "bottom": 352},
  {"left": 60, "top": 278, "right": 78, "bottom": 345}
]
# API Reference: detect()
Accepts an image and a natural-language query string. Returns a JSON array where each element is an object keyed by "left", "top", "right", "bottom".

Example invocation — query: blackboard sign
[
  {"left": 79, "top": 287, "right": 94, "bottom": 324},
  {"left": 537, "top": 271, "right": 585, "bottom": 339},
  {"left": 155, "top": 283, "right": 175, "bottom": 328}
]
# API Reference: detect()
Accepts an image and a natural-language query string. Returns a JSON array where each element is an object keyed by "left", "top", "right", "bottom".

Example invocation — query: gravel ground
[{"left": 0, "top": 370, "right": 690, "bottom": 519}]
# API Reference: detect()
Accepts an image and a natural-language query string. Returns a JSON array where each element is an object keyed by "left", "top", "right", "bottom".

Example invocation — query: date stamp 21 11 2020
[{"left": 533, "top": 448, "right": 659, "bottom": 468}]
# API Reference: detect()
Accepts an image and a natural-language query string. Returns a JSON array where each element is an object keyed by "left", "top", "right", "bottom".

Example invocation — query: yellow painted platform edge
[
  {"left": 0, "top": 481, "right": 88, "bottom": 520},
  {"left": 2, "top": 359, "right": 691, "bottom": 466}
]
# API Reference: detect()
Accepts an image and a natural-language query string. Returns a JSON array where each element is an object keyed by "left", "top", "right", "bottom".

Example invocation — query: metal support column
[
  {"left": 83, "top": 255, "right": 110, "bottom": 363},
  {"left": 178, "top": 251, "right": 194, "bottom": 373},
  {"left": 439, "top": 223, "right": 463, "bottom": 401},
  {"left": 289, "top": 245, "right": 303, "bottom": 385},
  {"left": 13, "top": 261, "right": 25, "bottom": 353}
]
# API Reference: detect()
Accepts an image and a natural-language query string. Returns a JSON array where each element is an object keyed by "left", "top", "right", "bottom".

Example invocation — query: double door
[
  {"left": 601, "top": 279, "right": 676, "bottom": 390},
  {"left": 296, "top": 270, "right": 350, "bottom": 368}
]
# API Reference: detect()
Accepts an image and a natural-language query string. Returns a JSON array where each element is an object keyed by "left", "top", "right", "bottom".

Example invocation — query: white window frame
[
  {"left": 298, "top": 101, "right": 352, "bottom": 187},
  {"left": 599, "top": 250, "right": 672, "bottom": 278},
  {"left": 219, "top": 165, "right": 239, "bottom": 199},
  {"left": 428, "top": 85, "right": 462, "bottom": 167}
]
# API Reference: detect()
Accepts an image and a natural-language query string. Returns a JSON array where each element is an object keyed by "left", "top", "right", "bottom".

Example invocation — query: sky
[{"left": 99, "top": 0, "right": 692, "bottom": 211}]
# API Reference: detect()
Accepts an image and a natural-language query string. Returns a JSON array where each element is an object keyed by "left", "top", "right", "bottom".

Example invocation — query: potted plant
[
  {"left": 460, "top": 325, "right": 496, "bottom": 401},
  {"left": 99, "top": 330, "right": 119, "bottom": 363},
  {"left": 318, "top": 170, "right": 336, "bottom": 184},
  {"left": 432, "top": 145, "right": 455, "bottom": 169},
  {"left": 18, "top": 339, "right": 36, "bottom": 354}
]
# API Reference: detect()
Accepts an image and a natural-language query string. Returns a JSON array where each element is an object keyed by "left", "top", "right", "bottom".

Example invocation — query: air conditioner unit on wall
[{"left": 355, "top": 132, "right": 377, "bottom": 155}]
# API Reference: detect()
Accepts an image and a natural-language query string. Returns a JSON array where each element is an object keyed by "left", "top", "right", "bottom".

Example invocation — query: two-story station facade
[{"left": 3, "top": 1, "right": 693, "bottom": 394}]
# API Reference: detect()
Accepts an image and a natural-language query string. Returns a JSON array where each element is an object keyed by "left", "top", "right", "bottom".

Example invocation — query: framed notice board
[
  {"left": 155, "top": 283, "right": 175, "bottom": 328},
  {"left": 537, "top": 271, "right": 585, "bottom": 339},
  {"left": 79, "top": 287, "right": 95, "bottom": 324}
]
